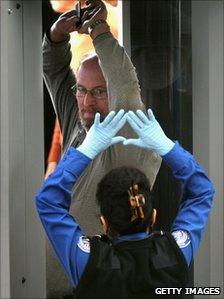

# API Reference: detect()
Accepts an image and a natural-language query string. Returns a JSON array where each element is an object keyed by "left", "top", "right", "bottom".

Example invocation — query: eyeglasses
[{"left": 71, "top": 84, "right": 107, "bottom": 99}]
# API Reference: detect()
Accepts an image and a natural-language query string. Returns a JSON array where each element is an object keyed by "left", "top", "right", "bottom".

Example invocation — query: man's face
[{"left": 76, "top": 58, "right": 109, "bottom": 130}]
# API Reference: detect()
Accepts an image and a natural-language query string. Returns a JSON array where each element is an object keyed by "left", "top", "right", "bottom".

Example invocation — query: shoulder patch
[
  {"left": 77, "top": 236, "right": 90, "bottom": 253},
  {"left": 172, "top": 230, "right": 191, "bottom": 249}
]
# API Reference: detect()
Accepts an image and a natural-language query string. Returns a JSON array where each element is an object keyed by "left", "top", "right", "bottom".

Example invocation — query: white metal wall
[
  {"left": 192, "top": 1, "right": 224, "bottom": 298},
  {"left": 0, "top": 1, "right": 45, "bottom": 298},
  {"left": 118, "top": 0, "right": 131, "bottom": 56}
]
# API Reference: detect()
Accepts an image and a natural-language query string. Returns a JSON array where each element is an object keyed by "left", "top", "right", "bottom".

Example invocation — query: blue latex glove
[
  {"left": 123, "top": 109, "right": 175, "bottom": 156},
  {"left": 77, "top": 110, "right": 127, "bottom": 159}
]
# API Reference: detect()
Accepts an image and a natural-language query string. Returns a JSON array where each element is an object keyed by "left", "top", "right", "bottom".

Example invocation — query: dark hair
[{"left": 96, "top": 166, "right": 153, "bottom": 235}]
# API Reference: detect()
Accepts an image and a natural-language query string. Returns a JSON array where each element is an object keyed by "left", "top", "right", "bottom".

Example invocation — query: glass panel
[
  {"left": 130, "top": 1, "right": 194, "bottom": 292},
  {"left": 131, "top": 0, "right": 192, "bottom": 150}
]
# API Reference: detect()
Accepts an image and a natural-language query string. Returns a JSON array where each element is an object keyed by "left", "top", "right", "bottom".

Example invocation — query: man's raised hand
[
  {"left": 78, "top": 0, "right": 107, "bottom": 34},
  {"left": 50, "top": 10, "right": 80, "bottom": 42}
]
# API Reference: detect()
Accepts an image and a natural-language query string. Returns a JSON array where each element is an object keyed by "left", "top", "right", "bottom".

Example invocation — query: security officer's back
[{"left": 74, "top": 232, "right": 189, "bottom": 299}]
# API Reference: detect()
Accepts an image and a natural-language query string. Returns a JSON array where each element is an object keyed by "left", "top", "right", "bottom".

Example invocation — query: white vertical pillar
[
  {"left": 0, "top": 0, "right": 45, "bottom": 298},
  {"left": 118, "top": 0, "right": 131, "bottom": 56},
  {"left": 23, "top": 1, "right": 46, "bottom": 297},
  {"left": 1, "top": 1, "right": 11, "bottom": 297},
  {"left": 192, "top": 1, "right": 223, "bottom": 298}
]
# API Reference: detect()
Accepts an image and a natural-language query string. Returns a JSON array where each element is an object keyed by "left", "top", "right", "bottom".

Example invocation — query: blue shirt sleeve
[
  {"left": 162, "top": 142, "right": 215, "bottom": 265},
  {"left": 35, "top": 147, "right": 91, "bottom": 287}
]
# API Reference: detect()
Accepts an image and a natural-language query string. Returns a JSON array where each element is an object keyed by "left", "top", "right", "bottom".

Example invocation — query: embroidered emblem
[
  {"left": 172, "top": 230, "right": 191, "bottom": 248},
  {"left": 77, "top": 236, "right": 90, "bottom": 253}
]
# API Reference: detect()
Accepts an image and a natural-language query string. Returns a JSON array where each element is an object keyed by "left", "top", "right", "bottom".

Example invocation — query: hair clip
[{"left": 128, "top": 184, "right": 145, "bottom": 222}]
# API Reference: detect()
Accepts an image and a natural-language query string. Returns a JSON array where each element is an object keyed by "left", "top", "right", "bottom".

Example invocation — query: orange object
[{"left": 48, "top": 119, "right": 62, "bottom": 163}]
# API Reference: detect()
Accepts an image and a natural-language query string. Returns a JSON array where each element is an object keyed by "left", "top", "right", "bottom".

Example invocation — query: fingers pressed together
[
  {"left": 97, "top": 108, "right": 156, "bottom": 132},
  {"left": 77, "top": 108, "right": 174, "bottom": 159},
  {"left": 91, "top": 108, "right": 174, "bottom": 156}
]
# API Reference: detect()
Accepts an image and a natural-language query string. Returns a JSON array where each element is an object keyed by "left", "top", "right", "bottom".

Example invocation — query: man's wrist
[{"left": 89, "top": 21, "right": 111, "bottom": 40}]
